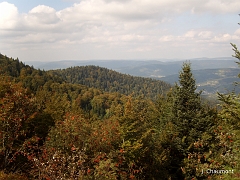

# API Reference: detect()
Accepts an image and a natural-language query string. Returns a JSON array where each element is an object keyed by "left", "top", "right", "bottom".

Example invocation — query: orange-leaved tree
[
  {"left": 0, "top": 77, "right": 37, "bottom": 173},
  {"left": 31, "top": 113, "right": 124, "bottom": 179}
]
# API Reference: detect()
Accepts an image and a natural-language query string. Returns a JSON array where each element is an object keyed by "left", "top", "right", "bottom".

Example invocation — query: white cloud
[
  {"left": 24, "top": 5, "right": 60, "bottom": 31},
  {"left": 159, "top": 35, "right": 176, "bottom": 42},
  {"left": 0, "top": 2, "right": 19, "bottom": 29},
  {"left": 192, "top": 0, "right": 240, "bottom": 14},
  {"left": 234, "top": 28, "right": 240, "bottom": 35},
  {"left": 212, "top": 33, "right": 240, "bottom": 43},
  {"left": 198, "top": 31, "right": 212, "bottom": 39},
  {"left": 1, "top": 0, "right": 240, "bottom": 61},
  {"left": 30, "top": 5, "right": 56, "bottom": 14},
  {"left": 185, "top": 30, "right": 197, "bottom": 38},
  {"left": 157, "top": 29, "right": 240, "bottom": 53},
  {"left": 14, "top": 33, "right": 59, "bottom": 44}
]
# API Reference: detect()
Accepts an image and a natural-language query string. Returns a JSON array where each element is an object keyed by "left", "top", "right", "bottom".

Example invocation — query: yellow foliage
[{"left": 0, "top": 171, "right": 29, "bottom": 180}]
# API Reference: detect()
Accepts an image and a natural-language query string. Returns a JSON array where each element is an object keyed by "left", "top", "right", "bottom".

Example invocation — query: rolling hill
[
  {"left": 25, "top": 57, "right": 239, "bottom": 97},
  {"left": 160, "top": 68, "right": 239, "bottom": 96},
  {"left": 49, "top": 65, "right": 171, "bottom": 99},
  {"left": 0, "top": 53, "right": 171, "bottom": 99},
  {"left": 27, "top": 57, "right": 238, "bottom": 78}
]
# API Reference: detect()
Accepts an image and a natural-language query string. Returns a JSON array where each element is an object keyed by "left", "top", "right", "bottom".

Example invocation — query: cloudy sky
[{"left": 1, "top": 0, "right": 240, "bottom": 62}]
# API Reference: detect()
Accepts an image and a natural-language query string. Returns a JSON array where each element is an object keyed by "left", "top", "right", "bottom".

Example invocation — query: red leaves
[
  {"left": 71, "top": 146, "right": 76, "bottom": 151},
  {"left": 119, "top": 149, "right": 124, "bottom": 153},
  {"left": 28, "top": 112, "right": 130, "bottom": 179},
  {"left": 0, "top": 80, "right": 38, "bottom": 171},
  {"left": 87, "top": 168, "right": 91, "bottom": 174},
  {"left": 129, "top": 174, "right": 135, "bottom": 179},
  {"left": 27, "top": 155, "right": 33, "bottom": 161},
  {"left": 94, "top": 159, "right": 100, "bottom": 163}
]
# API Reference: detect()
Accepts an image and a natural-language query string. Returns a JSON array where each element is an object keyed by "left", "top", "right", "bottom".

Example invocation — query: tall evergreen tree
[
  {"left": 168, "top": 62, "right": 211, "bottom": 179},
  {"left": 172, "top": 62, "right": 202, "bottom": 147}
]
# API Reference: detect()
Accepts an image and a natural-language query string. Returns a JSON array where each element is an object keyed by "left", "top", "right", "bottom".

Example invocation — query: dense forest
[
  {"left": 49, "top": 66, "right": 171, "bottom": 99},
  {"left": 0, "top": 43, "right": 240, "bottom": 180}
]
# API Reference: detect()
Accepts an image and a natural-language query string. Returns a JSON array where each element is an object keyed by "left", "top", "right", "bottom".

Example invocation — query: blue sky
[
  {"left": 1, "top": 0, "right": 240, "bottom": 62},
  {"left": 1, "top": 0, "right": 76, "bottom": 12}
]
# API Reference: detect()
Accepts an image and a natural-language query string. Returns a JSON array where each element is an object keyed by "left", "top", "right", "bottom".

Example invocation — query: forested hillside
[
  {"left": 1, "top": 48, "right": 240, "bottom": 180},
  {"left": 49, "top": 66, "right": 171, "bottom": 99},
  {"left": 0, "top": 54, "right": 171, "bottom": 100},
  {"left": 0, "top": 53, "right": 63, "bottom": 91}
]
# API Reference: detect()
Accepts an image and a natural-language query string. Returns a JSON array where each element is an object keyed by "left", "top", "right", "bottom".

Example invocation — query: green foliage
[
  {"left": 118, "top": 96, "right": 172, "bottom": 179},
  {"left": 0, "top": 54, "right": 24, "bottom": 77},
  {"left": 214, "top": 43, "right": 240, "bottom": 179},
  {"left": 217, "top": 87, "right": 240, "bottom": 179},
  {"left": 172, "top": 62, "right": 203, "bottom": 153},
  {"left": 49, "top": 65, "right": 171, "bottom": 99},
  {"left": 0, "top": 53, "right": 63, "bottom": 93},
  {"left": 231, "top": 43, "right": 240, "bottom": 66},
  {"left": 172, "top": 62, "right": 202, "bottom": 137},
  {"left": 164, "top": 62, "right": 225, "bottom": 179}
]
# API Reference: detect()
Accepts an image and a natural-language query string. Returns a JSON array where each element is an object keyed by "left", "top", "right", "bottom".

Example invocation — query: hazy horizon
[{"left": 24, "top": 56, "right": 235, "bottom": 63}]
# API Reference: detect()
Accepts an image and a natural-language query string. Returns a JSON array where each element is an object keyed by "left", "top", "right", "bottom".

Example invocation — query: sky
[{"left": 1, "top": 0, "right": 240, "bottom": 62}]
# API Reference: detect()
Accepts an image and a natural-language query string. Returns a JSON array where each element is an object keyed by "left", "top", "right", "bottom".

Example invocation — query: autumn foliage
[
  {"left": 0, "top": 51, "right": 240, "bottom": 179},
  {"left": 0, "top": 78, "right": 37, "bottom": 173}
]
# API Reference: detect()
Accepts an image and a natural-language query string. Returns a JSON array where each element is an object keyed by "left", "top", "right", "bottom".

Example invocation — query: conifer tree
[
  {"left": 217, "top": 43, "right": 240, "bottom": 179},
  {"left": 168, "top": 62, "right": 208, "bottom": 179},
  {"left": 172, "top": 62, "right": 202, "bottom": 147}
]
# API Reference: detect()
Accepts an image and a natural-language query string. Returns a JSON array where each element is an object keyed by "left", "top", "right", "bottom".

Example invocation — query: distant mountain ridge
[
  {"left": 160, "top": 68, "right": 239, "bottom": 95},
  {"left": 26, "top": 57, "right": 237, "bottom": 77},
  {"left": 24, "top": 57, "right": 239, "bottom": 97}
]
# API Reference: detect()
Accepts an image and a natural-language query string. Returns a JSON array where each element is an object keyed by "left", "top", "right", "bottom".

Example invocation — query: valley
[{"left": 27, "top": 57, "right": 239, "bottom": 97}]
